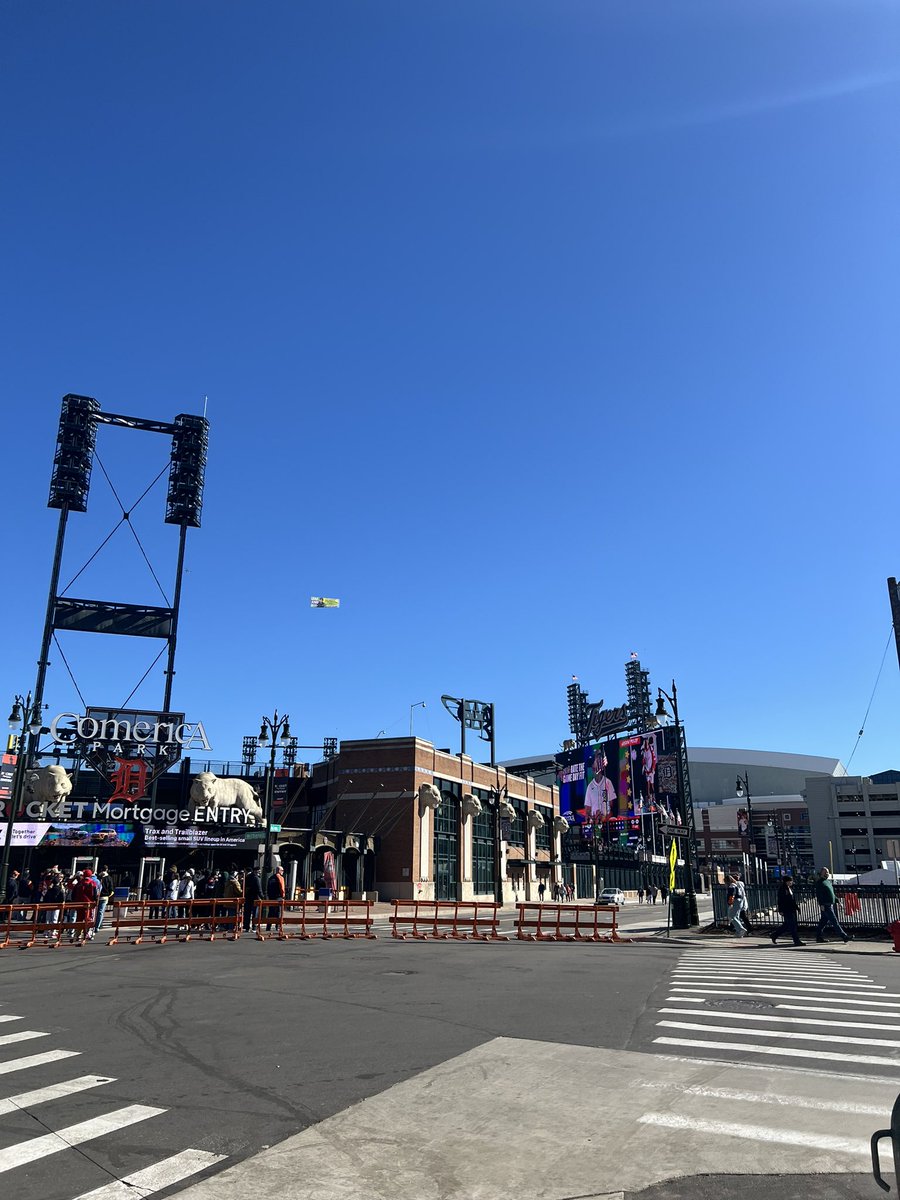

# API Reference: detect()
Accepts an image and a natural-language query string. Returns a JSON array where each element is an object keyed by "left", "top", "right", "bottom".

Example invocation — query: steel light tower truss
[{"left": 36, "top": 394, "right": 209, "bottom": 749}]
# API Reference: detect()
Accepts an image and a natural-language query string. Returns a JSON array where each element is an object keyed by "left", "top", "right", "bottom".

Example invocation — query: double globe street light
[
  {"left": 1, "top": 694, "right": 44, "bottom": 898},
  {"left": 257, "top": 710, "right": 292, "bottom": 880}
]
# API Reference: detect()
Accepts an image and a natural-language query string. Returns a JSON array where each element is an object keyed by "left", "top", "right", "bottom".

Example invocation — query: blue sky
[{"left": 3, "top": 0, "right": 899, "bottom": 780}]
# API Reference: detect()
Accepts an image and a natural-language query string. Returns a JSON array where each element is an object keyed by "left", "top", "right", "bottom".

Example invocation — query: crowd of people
[
  {"left": 4, "top": 865, "right": 116, "bottom": 938},
  {"left": 3, "top": 862, "right": 292, "bottom": 938},
  {"left": 143, "top": 865, "right": 286, "bottom": 931}
]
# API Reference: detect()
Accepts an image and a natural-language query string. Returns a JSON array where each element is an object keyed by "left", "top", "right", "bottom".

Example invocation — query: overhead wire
[{"left": 845, "top": 624, "right": 895, "bottom": 770}]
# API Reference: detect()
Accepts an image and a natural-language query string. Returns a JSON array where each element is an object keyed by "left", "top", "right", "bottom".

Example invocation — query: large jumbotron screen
[{"left": 555, "top": 726, "right": 681, "bottom": 838}]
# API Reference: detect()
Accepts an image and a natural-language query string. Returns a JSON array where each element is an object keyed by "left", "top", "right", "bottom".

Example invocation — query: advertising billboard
[
  {"left": 143, "top": 827, "right": 266, "bottom": 849},
  {"left": 0, "top": 822, "right": 136, "bottom": 848},
  {"left": 556, "top": 726, "right": 682, "bottom": 834}
]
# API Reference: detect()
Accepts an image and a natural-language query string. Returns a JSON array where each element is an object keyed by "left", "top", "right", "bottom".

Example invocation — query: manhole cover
[{"left": 706, "top": 997, "right": 773, "bottom": 1011}]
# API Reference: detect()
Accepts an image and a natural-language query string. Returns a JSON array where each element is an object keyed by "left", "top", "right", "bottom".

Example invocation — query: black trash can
[{"left": 669, "top": 893, "right": 689, "bottom": 929}]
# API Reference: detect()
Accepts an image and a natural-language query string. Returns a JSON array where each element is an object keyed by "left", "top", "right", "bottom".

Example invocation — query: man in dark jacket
[
  {"left": 771, "top": 877, "right": 804, "bottom": 946},
  {"left": 815, "top": 867, "right": 850, "bottom": 943},
  {"left": 243, "top": 867, "right": 264, "bottom": 931},
  {"left": 265, "top": 866, "right": 285, "bottom": 932}
]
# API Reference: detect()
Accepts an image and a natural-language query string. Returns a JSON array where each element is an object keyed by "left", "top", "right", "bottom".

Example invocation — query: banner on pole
[
  {"left": 669, "top": 838, "right": 677, "bottom": 890},
  {"left": 310, "top": 597, "right": 340, "bottom": 608}
]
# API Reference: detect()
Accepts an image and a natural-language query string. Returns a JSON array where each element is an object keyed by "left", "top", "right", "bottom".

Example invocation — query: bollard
[{"left": 872, "top": 1092, "right": 900, "bottom": 1190}]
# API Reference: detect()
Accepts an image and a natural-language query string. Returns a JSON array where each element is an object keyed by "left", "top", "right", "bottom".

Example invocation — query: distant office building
[{"left": 807, "top": 771, "right": 900, "bottom": 876}]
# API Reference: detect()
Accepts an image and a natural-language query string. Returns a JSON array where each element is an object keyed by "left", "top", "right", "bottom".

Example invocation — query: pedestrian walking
[
  {"left": 565, "top": 881, "right": 574, "bottom": 901},
  {"left": 146, "top": 876, "right": 165, "bottom": 920},
  {"left": 244, "top": 867, "right": 263, "bottom": 931},
  {"left": 71, "top": 868, "right": 100, "bottom": 940},
  {"left": 771, "top": 877, "right": 804, "bottom": 946},
  {"left": 815, "top": 867, "right": 851, "bottom": 943},
  {"left": 727, "top": 874, "right": 748, "bottom": 937},
  {"left": 95, "top": 868, "right": 115, "bottom": 933},
  {"left": 637, "top": 887, "right": 644, "bottom": 904},
  {"left": 650, "top": 885, "right": 658, "bottom": 905},
  {"left": 42, "top": 873, "right": 65, "bottom": 937},
  {"left": 177, "top": 869, "right": 195, "bottom": 923},
  {"left": 537, "top": 880, "right": 547, "bottom": 902},
  {"left": 265, "top": 866, "right": 285, "bottom": 932}
]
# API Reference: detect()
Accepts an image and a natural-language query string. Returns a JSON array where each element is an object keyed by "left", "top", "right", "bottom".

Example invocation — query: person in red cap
[{"left": 71, "top": 868, "right": 101, "bottom": 940}]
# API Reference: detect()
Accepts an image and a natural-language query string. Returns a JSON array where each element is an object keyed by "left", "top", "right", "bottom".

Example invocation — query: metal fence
[{"left": 712, "top": 884, "right": 900, "bottom": 936}]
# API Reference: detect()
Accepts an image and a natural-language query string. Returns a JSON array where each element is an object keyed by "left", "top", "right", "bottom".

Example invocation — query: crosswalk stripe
[
  {"left": 0, "top": 1104, "right": 164, "bottom": 1173},
  {"left": 0, "top": 1076, "right": 115, "bottom": 1116},
  {"left": 637, "top": 1111, "right": 869, "bottom": 1154},
  {"left": 0, "top": 1016, "right": 23, "bottom": 1024},
  {"left": 659, "top": 1007, "right": 900, "bottom": 1033},
  {"left": 70, "top": 1148, "right": 227, "bottom": 1200},
  {"left": 667, "top": 997, "right": 900, "bottom": 1018},
  {"left": 658, "top": 1019, "right": 900, "bottom": 1049},
  {"left": 679, "top": 955, "right": 855, "bottom": 967},
  {"left": 637, "top": 1081, "right": 890, "bottom": 1116},
  {"left": 673, "top": 971, "right": 884, "bottom": 987},
  {"left": 0, "top": 1050, "right": 80, "bottom": 1077},
  {"left": 670, "top": 987, "right": 900, "bottom": 1006},
  {"left": 679, "top": 958, "right": 856, "bottom": 973},
  {"left": 0, "top": 1031, "right": 50, "bottom": 1048},
  {"left": 654, "top": 1035, "right": 900, "bottom": 1067},
  {"left": 671, "top": 980, "right": 885, "bottom": 995}
]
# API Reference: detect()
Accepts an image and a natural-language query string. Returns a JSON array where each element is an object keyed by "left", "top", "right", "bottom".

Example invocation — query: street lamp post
[
  {"left": 409, "top": 701, "right": 426, "bottom": 737},
  {"left": 489, "top": 786, "right": 508, "bottom": 905},
  {"left": 654, "top": 681, "right": 699, "bottom": 927},
  {"left": 1, "top": 694, "right": 43, "bottom": 899},
  {"left": 735, "top": 772, "right": 759, "bottom": 885},
  {"left": 256, "top": 710, "right": 292, "bottom": 883}
]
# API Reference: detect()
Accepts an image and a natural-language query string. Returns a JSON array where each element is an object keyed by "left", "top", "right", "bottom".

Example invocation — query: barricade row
[
  {"left": 107, "top": 899, "right": 243, "bottom": 944},
  {"left": 390, "top": 900, "right": 507, "bottom": 940},
  {"left": 0, "top": 902, "right": 94, "bottom": 949},
  {"left": 0, "top": 900, "right": 627, "bottom": 949},
  {"left": 516, "top": 903, "right": 623, "bottom": 942}
]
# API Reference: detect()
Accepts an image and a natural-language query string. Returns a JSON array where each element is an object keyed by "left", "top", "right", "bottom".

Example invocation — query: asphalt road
[
  {"left": 1, "top": 925, "right": 896, "bottom": 1199},
  {"left": 0, "top": 932, "right": 676, "bottom": 1199}
]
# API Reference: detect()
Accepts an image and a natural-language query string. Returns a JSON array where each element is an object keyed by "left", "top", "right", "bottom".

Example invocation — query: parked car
[{"left": 597, "top": 888, "right": 626, "bottom": 906}]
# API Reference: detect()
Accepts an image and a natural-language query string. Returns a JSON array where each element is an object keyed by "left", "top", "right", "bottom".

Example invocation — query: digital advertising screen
[
  {"left": 556, "top": 726, "right": 683, "bottom": 837},
  {"left": 44, "top": 823, "right": 137, "bottom": 847}
]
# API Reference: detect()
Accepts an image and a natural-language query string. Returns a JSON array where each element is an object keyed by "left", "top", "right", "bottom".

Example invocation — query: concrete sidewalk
[
  {"left": 658, "top": 924, "right": 899, "bottom": 957},
  {"left": 171, "top": 1037, "right": 897, "bottom": 1200}
]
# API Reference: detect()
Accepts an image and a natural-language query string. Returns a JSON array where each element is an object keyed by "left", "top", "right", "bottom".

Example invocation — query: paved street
[{"left": 0, "top": 923, "right": 897, "bottom": 1199}]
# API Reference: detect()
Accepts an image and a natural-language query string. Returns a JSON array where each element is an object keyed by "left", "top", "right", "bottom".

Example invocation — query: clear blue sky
[{"left": 3, "top": 1, "right": 899, "bottom": 779}]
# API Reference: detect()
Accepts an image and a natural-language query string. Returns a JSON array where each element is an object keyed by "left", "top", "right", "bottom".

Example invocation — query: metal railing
[{"left": 712, "top": 884, "right": 900, "bottom": 935}]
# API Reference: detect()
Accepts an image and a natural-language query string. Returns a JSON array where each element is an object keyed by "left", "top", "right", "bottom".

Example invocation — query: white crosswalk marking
[
  {"left": 0, "top": 1023, "right": 229, "bottom": 1199},
  {"left": 0, "top": 1049, "right": 80, "bottom": 1076},
  {"left": 0, "top": 1075, "right": 114, "bottom": 1115},
  {"left": 655, "top": 948, "right": 900, "bottom": 1076},
  {"left": 71, "top": 1148, "right": 227, "bottom": 1200},
  {"left": 0, "top": 1030, "right": 51, "bottom": 1047},
  {"left": 0, "top": 1104, "right": 164, "bottom": 1173},
  {"left": 637, "top": 1111, "right": 870, "bottom": 1155}
]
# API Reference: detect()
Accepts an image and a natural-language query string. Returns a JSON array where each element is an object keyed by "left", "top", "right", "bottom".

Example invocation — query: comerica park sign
[
  {"left": 50, "top": 711, "right": 212, "bottom": 752},
  {"left": 49, "top": 707, "right": 212, "bottom": 799}
]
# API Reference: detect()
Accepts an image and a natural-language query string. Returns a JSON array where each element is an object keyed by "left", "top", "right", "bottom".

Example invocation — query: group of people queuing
[
  {"left": 636, "top": 885, "right": 667, "bottom": 904},
  {"left": 4, "top": 865, "right": 115, "bottom": 938},
  {"left": 726, "top": 867, "right": 853, "bottom": 945},
  {"left": 143, "top": 865, "right": 287, "bottom": 931},
  {"left": 535, "top": 880, "right": 576, "bottom": 902}
]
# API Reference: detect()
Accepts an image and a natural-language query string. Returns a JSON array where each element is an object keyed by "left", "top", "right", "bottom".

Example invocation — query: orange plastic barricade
[
  {"left": 6, "top": 902, "right": 94, "bottom": 949},
  {"left": 108, "top": 899, "right": 241, "bottom": 945},
  {"left": 272, "top": 900, "right": 376, "bottom": 941},
  {"left": 390, "top": 900, "right": 508, "bottom": 941},
  {"left": 516, "top": 903, "right": 622, "bottom": 943}
]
